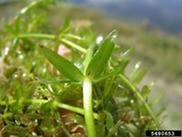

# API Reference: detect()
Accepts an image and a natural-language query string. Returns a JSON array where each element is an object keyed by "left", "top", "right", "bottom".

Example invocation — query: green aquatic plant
[{"left": 0, "top": 0, "right": 164, "bottom": 136}]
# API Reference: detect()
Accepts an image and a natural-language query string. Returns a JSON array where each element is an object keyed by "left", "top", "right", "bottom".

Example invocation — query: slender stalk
[
  {"left": 65, "top": 34, "right": 82, "bottom": 40},
  {"left": 17, "top": 33, "right": 56, "bottom": 39},
  {"left": 119, "top": 74, "right": 161, "bottom": 129},
  {"left": 19, "top": 0, "right": 39, "bottom": 15},
  {"left": 61, "top": 38, "right": 87, "bottom": 53},
  {"left": 17, "top": 33, "right": 87, "bottom": 53},
  {"left": 83, "top": 77, "right": 96, "bottom": 137},
  {"left": 56, "top": 101, "right": 100, "bottom": 120},
  {"left": 0, "top": 99, "right": 100, "bottom": 120}
]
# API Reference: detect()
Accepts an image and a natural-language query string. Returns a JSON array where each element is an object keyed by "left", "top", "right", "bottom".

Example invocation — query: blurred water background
[{"left": 68, "top": 0, "right": 182, "bottom": 34}]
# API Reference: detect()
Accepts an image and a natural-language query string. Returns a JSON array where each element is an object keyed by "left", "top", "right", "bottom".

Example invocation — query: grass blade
[
  {"left": 37, "top": 77, "right": 72, "bottom": 84},
  {"left": 40, "top": 45, "right": 83, "bottom": 82},
  {"left": 86, "top": 31, "right": 115, "bottom": 80},
  {"left": 120, "top": 47, "right": 135, "bottom": 60},
  {"left": 132, "top": 68, "right": 147, "bottom": 85}
]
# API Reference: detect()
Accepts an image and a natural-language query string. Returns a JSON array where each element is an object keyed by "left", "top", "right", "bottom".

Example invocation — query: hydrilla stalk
[
  {"left": 0, "top": 99, "right": 100, "bottom": 120},
  {"left": 17, "top": 33, "right": 87, "bottom": 53},
  {"left": 119, "top": 74, "right": 161, "bottom": 129},
  {"left": 83, "top": 77, "right": 96, "bottom": 137}
]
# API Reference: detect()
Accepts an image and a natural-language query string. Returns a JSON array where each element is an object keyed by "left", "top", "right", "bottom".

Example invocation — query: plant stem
[
  {"left": 83, "top": 77, "right": 96, "bottom": 137},
  {"left": 119, "top": 74, "right": 161, "bottom": 129},
  {"left": 56, "top": 101, "right": 100, "bottom": 120},
  {"left": 0, "top": 99, "right": 100, "bottom": 120},
  {"left": 61, "top": 38, "right": 87, "bottom": 53},
  {"left": 65, "top": 34, "right": 82, "bottom": 40},
  {"left": 17, "top": 33, "right": 87, "bottom": 53},
  {"left": 17, "top": 33, "right": 56, "bottom": 39},
  {"left": 19, "top": 0, "right": 39, "bottom": 15}
]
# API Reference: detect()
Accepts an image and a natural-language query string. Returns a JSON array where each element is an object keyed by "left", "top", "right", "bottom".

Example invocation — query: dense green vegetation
[
  {"left": 51, "top": 5, "right": 182, "bottom": 129},
  {"left": 0, "top": 0, "right": 181, "bottom": 136},
  {"left": 47, "top": 3, "right": 182, "bottom": 82}
]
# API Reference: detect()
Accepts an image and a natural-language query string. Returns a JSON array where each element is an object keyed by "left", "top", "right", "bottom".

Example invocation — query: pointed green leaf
[
  {"left": 86, "top": 31, "right": 116, "bottom": 79},
  {"left": 156, "top": 107, "right": 167, "bottom": 117},
  {"left": 130, "top": 62, "right": 147, "bottom": 85},
  {"left": 132, "top": 68, "right": 147, "bottom": 85},
  {"left": 40, "top": 100, "right": 55, "bottom": 113},
  {"left": 141, "top": 85, "right": 151, "bottom": 99},
  {"left": 120, "top": 47, "right": 135, "bottom": 60},
  {"left": 3, "top": 20, "right": 13, "bottom": 33},
  {"left": 105, "top": 111, "right": 114, "bottom": 130},
  {"left": 57, "top": 85, "right": 82, "bottom": 102},
  {"left": 95, "top": 60, "right": 129, "bottom": 82},
  {"left": 59, "top": 17, "right": 70, "bottom": 35},
  {"left": 37, "top": 77, "right": 72, "bottom": 84},
  {"left": 150, "top": 92, "right": 164, "bottom": 106},
  {"left": 40, "top": 46, "right": 83, "bottom": 82},
  {"left": 130, "top": 62, "right": 142, "bottom": 78},
  {"left": 83, "top": 43, "right": 97, "bottom": 74}
]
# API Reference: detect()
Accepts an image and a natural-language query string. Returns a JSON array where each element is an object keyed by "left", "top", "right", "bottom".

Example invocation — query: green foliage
[
  {"left": 86, "top": 31, "right": 115, "bottom": 81},
  {"left": 0, "top": 0, "right": 165, "bottom": 136},
  {"left": 40, "top": 45, "right": 83, "bottom": 82}
]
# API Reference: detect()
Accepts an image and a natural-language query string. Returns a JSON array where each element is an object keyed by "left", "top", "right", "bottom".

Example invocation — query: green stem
[
  {"left": 83, "top": 77, "right": 96, "bottom": 137},
  {"left": 0, "top": 99, "right": 100, "bottom": 120},
  {"left": 65, "top": 34, "right": 82, "bottom": 40},
  {"left": 17, "top": 33, "right": 87, "bottom": 53},
  {"left": 119, "top": 74, "right": 161, "bottom": 129},
  {"left": 56, "top": 101, "right": 100, "bottom": 120},
  {"left": 61, "top": 38, "right": 87, "bottom": 53},
  {"left": 19, "top": 0, "right": 39, "bottom": 15},
  {"left": 17, "top": 33, "right": 56, "bottom": 39}
]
